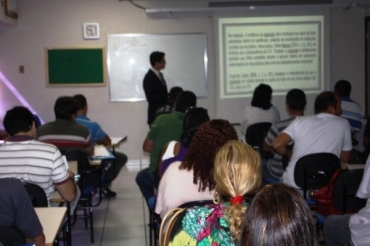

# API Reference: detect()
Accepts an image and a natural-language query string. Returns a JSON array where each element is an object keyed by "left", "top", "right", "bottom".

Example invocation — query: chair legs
[
  {"left": 149, "top": 209, "right": 158, "bottom": 246},
  {"left": 89, "top": 206, "right": 94, "bottom": 243},
  {"left": 74, "top": 197, "right": 94, "bottom": 244}
]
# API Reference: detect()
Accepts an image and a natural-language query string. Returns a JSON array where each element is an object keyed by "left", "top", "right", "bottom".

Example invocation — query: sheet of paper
[{"left": 94, "top": 145, "right": 111, "bottom": 157}]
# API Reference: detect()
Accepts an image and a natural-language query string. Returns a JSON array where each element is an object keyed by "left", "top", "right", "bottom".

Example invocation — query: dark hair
[
  {"left": 241, "top": 183, "right": 318, "bottom": 246},
  {"left": 149, "top": 51, "right": 165, "bottom": 67},
  {"left": 314, "top": 91, "right": 338, "bottom": 114},
  {"left": 169, "top": 87, "right": 183, "bottom": 108},
  {"left": 3, "top": 106, "right": 34, "bottom": 136},
  {"left": 334, "top": 80, "right": 351, "bottom": 97},
  {"left": 180, "top": 107, "right": 210, "bottom": 148},
  {"left": 286, "top": 89, "right": 306, "bottom": 111},
  {"left": 180, "top": 119, "right": 238, "bottom": 192},
  {"left": 73, "top": 94, "right": 87, "bottom": 111},
  {"left": 54, "top": 96, "right": 78, "bottom": 120},
  {"left": 251, "top": 84, "right": 273, "bottom": 110},
  {"left": 175, "top": 91, "right": 197, "bottom": 113}
]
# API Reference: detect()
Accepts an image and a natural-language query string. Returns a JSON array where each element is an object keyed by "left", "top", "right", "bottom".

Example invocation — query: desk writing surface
[
  {"left": 110, "top": 136, "right": 127, "bottom": 146},
  {"left": 90, "top": 145, "right": 115, "bottom": 160},
  {"left": 68, "top": 160, "right": 78, "bottom": 174},
  {"left": 346, "top": 164, "right": 366, "bottom": 170},
  {"left": 35, "top": 207, "right": 66, "bottom": 246}
]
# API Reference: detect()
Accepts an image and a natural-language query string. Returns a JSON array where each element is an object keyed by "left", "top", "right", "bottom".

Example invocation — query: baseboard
[{"left": 126, "top": 159, "right": 150, "bottom": 171}]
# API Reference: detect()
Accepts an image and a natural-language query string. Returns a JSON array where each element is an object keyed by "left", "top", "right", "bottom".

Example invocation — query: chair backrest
[
  {"left": 179, "top": 200, "right": 213, "bottom": 208},
  {"left": 60, "top": 149, "right": 99, "bottom": 196},
  {"left": 24, "top": 183, "right": 48, "bottom": 207},
  {"left": 245, "top": 122, "right": 272, "bottom": 151},
  {"left": 60, "top": 149, "right": 90, "bottom": 173},
  {"left": 332, "top": 169, "right": 367, "bottom": 214},
  {"left": 294, "top": 153, "right": 341, "bottom": 198},
  {"left": 0, "top": 226, "right": 27, "bottom": 246}
]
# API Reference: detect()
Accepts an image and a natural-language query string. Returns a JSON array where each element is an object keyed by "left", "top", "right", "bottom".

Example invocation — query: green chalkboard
[{"left": 46, "top": 48, "right": 105, "bottom": 86}]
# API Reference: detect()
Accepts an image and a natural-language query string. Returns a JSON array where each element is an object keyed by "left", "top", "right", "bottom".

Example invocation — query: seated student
[
  {"left": 334, "top": 80, "right": 364, "bottom": 143},
  {"left": 241, "top": 183, "right": 318, "bottom": 246},
  {"left": 38, "top": 96, "right": 94, "bottom": 156},
  {"left": 324, "top": 154, "right": 370, "bottom": 246},
  {"left": 240, "top": 83, "right": 280, "bottom": 137},
  {"left": 158, "top": 107, "right": 210, "bottom": 177},
  {"left": 155, "top": 86, "right": 183, "bottom": 118},
  {"left": 136, "top": 91, "right": 197, "bottom": 206},
  {"left": 155, "top": 119, "right": 238, "bottom": 219},
  {"left": 73, "top": 94, "right": 128, "bottom": 198},
  {"left": 0, "top": 106, "right": 77, "bottom": 205},
  {"left": 273, "top": 91, "right": 352, "bottom": 189},
  {"left": 262, "top": 89, "right": 306, "bottom": 181},
  {"left": 168, "top": 140, "right": 262, "bottom": 245},
  {"left": 0, "top": 178, "right": 45, "bottom": 246}
]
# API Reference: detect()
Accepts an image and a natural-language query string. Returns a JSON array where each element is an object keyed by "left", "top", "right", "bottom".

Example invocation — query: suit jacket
[{"left": 143, "top": 69, "right": 168, "bottom": 125}]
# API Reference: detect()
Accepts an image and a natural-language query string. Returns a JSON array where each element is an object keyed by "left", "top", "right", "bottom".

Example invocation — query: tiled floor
[{"left": 71, "top": 167, "right": 150, "bottom": 245}]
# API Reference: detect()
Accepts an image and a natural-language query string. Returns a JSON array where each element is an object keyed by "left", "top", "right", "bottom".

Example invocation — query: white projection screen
[{"left": 214, "top": 11, "right": 330, "bottom": 124}]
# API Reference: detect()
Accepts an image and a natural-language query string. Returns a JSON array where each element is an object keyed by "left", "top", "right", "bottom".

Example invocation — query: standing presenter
[{"left": 143, "top": 51, "right": 168, "bottom": 126}]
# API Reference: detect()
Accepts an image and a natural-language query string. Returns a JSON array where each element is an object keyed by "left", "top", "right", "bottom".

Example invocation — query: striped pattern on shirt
[
  {"left": 37, "top": 119, "right": 92, "bottom": 149},
  {"left": 264, "top": 117, "right": 296, "bottom": 178},
  {"left": 0, "top": 140, "right": 69, "bottom": 202},
  {"left": 340, "top": 97, "right": 363, "bottom": 131}
]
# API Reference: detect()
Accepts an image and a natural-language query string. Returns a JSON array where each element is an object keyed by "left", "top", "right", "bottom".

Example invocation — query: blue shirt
[{"left": 75, "top": 115, "right": 106, "bottom": 145}]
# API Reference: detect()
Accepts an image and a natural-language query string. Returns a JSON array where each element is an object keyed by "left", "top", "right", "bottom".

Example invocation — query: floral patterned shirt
[{"left": 169, "top": 203, "right": 238, "bottom": 246}]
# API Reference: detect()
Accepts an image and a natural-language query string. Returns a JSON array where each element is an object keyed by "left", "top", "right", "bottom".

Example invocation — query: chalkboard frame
[{"left": 46, "top": 47, "right": 106, "bottom": 87}]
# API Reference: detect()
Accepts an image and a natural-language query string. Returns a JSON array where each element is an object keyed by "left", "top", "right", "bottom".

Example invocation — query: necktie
[{"left": 159, "top": 72, "right": 165, "bottom": 86}]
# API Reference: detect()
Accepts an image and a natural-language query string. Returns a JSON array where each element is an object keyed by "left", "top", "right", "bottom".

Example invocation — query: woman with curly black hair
[
  {"left": 155, "top": 119, "right": 238, "bottom": 218},
  {"left": 158, "top": 107, "right": 210, "bottom": 177}
]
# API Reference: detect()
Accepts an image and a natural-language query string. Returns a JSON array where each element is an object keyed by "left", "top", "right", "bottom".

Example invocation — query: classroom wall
[{"left": 0, "top": 0, "right": 365, "bottom": 166}]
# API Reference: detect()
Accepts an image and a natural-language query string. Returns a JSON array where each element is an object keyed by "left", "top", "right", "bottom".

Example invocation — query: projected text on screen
[{"left": 219, "top": 16, "right": 324, "bottom": 98}]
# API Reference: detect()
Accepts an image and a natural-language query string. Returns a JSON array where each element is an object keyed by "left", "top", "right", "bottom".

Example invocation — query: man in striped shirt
[
  {"left": 262, "top": 89, "right": 306, "bottom": 182},
  {"left": 0, "top": 106, "right": 77, "bottom": 204},
  {"left": 334, "top": 80, "right": 364, "bottom": 145},
  {"left": 37, "top": 96, "right": 94, "bottom": 156}
]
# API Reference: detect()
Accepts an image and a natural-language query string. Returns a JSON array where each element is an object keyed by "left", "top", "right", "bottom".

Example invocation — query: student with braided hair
[{"left": 167, "top": 140, "right": 262, "bottom": 246}]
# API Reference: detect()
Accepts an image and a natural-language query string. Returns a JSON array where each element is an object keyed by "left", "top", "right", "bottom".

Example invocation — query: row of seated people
[
  {"left": 160, "top": 140, "right": 319, "bottom": 245},
  {"left": 0, "top": 95, "right": 128, "bottom": 245},
  {"left": 242, "top": 80, "right": 366, "bottom": 183},
  {"left": 138, "top": 87, "right": 368, "bottom": 245},
  {"left": 0, "top": 94, "right": 127, "bottom": 200}
]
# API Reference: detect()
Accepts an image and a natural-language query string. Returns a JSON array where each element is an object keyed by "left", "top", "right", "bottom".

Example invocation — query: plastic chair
[
  {"left": 24, "top": 183, "right": 48, "bottom": 207},
  {"left": 332, "top": 169, "right": 367, "bottom": 214},
  {"left": 60, "top": 149, "right": 98, "bottom": 244},
  {"left": 0, "top": 226, "right": 26, "bottom": 246},
  {"left": 294, "top": 153, "right": 341, "bottom": 201},
  {"left": 148, "top": 199, "right": 160, "bottom": 246},
  {"left": 24, "top": 182, "right": 72, "bottom": 246},
  {"left": 245, "top": 122, "right": 272, "bottom": 159},
  {"left": 316, "top": 169, "right": 367, "bottom": 243}
]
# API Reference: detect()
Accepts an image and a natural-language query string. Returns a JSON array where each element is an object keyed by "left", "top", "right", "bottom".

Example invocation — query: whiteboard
[{"left": 107, "top": 33, "right": 208, "bottom": 102}]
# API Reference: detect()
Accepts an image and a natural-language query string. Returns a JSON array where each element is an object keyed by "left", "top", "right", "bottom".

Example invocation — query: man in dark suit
[{"left": 143, "top": 51, "right": 168, "bottom": 126}]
